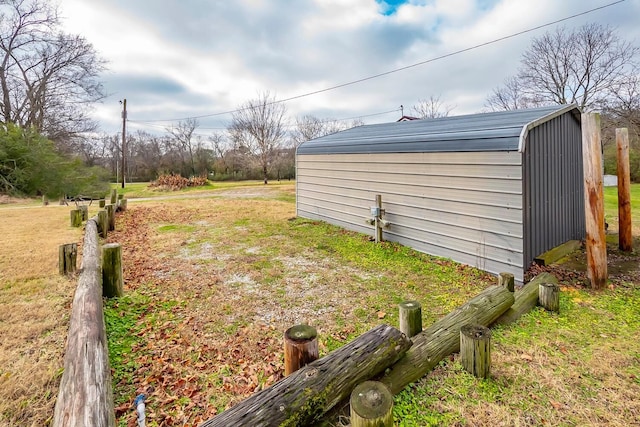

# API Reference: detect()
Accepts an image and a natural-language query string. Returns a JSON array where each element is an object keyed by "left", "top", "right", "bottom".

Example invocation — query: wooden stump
[
  {"left": 460, "top": 324, "right": 491, "bottom": 379},
  {"left": 97, "top": 210, "right": 108, "bottom": 238},
  {"left": 350, "top": 381, "right": 393, "bottom": 427},
  {"left": 58, "top": 243, "right": 77, "bottom": 276},
  {"left": 99, "top": 199, "right": 106, "bottom": 208},
  {"left": 538, "top": 282, "right": 560, "bottom": 313},
  {"left": 70, "top": 209, "right": 83, "bottom": 227},
  {"left": 399, "top": 300, "right": 422, "bottom": 338},
  {"left": 102, "top": 243, "right": 123, "bottom": 298},
  {"left": 105, "top": 204, "right": 115, "bottom": 231},
  {"left": 284, "top": 324, "right": 319, "bottom": 376},
  {"left": 79, "top": 205, "right": 89, "bottom": 221},
  {"left": 117, "top": 198, "right": 127, "bottom": 212},
  {"left": 118, "top": 194, "right": 124, "bottom": 201},
  {"left": 498, "top": 272, "right": 515, "bottom": 292},
  {"left": 110, "top": 189, "right": 117, "bottom": 204}
]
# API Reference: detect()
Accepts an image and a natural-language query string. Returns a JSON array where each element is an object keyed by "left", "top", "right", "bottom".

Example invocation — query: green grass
[
  {"left": 604, "top": 183, "right": 640, "bottom": 220},
  {"left": 110, "top": 179, "right": 295, "bottom": 199},
  {"left": 393, "top": 285, "right": 640, "bottom": 426}
]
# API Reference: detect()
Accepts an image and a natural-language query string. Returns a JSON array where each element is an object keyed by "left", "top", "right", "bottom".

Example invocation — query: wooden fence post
[
  {"left": 70, "top": 209, "right": 83, "bottom": 227},
  {"left": 79, "top": 205, "right": 89, "bottom": 221},
  {"left": 498, "top": 272, "right": 515, "bottom": 292},
  {"left": 110, "top": 189, "right": 117, "bottom": 205},
  {"left": 105, "top": 204, "right": 115, "bottom": 231},
  {"left": 460, "top": 324, "right": 491, "bottom": 379},
  {"left": 398, "top": 300, "right": 422, "bottom": 338},
  {"left": 102, "top": 243, "right": 123, "bottom": 298},
  {"left": 616, "top": 128, "right": 633, "bottom": 252},
  {"left": 58, "top": 243, "right": 77, "bottom": 275},
  {"left": 284, "top": 325, "right": 318, "bottom": 376},
  {"left": 117, "top": 199, "right": 128, "bottom": 212},
  {"left": 538, "top": 282, "right": 560, "bottom": 313},
  {"left": 99, "top": 199, "right": 106, "bottom": 208},
  {"left": 97, "top": 210, "right": 108, "bottom": 238},
  {"left": 350, "top": 381, "right": 393, "bottom": 427},
  {"left": 581, "top": 113, "right": 607, "bottom": 289}
]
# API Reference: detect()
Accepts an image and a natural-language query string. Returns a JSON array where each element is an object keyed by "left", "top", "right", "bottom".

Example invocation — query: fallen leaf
[
  {"left": 377, "top": 311, "right": 386, "bottom": 319},
  {"left": 520, "top": 354, "right": 533, "bottom": 361},
  {"left": 550, "top": 400, "right": 563, "bottom": 410}
]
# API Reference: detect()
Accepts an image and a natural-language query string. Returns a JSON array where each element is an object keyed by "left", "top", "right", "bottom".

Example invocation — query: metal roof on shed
[{"left": 297, "top": 104, "right": 580, "bottom": 155}]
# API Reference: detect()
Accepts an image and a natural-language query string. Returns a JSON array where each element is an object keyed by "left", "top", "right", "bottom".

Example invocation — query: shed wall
[
  {"left": 296, "top": 151, "right": 525, "bottom": 281},
  {"left": 523, "top": 112, "right": 585, "bottom": 268}
]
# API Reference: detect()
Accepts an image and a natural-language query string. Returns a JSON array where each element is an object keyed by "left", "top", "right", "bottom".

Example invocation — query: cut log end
[
  {"left": 460, "top": 324, "right": 491, "bottom": 379},
  {"left": 284, "top": 324, "right": 319, "bottom": 376},
  {"left": 538, "top": 282, "right": 560, "bottom": 313},
  {"left": 350, "top": 381, "right": 393, "bottom": 427},
  {"left": 399, "top": 300, "right": 422, "bottom": 338},
  {"left": 498, "top": 272, "right": 515, "bottom": 292}
]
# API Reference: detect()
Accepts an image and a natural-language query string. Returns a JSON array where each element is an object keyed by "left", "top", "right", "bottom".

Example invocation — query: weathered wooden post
[
  {"left": 538, "top": 282, "right": 560, "bottom": 313},
  {"left": 58, "top": 243, "right": 77, "bottom": 276},
  {"left": 110, "top": 189, "right": 117, "bottom": 204},
  {"left": 102, "top": 243, "right": 124, "bottom": 298},
  {"left": 350, "top": 381, "right": 394, "bottom": 427},
  {"left": 498, "top": 272, "right": 515, "bottom": 292},
  {"left": 460, "top": 324, "right": 491, "bottom": 379},
  {"left": 616, "top": 128, "right": 633, "bottom": 252},
  {"left": 99, "top": 199, "right": 106, "bottom": 208},
  {"left": 97, "top": 210, "right": 108, "bottom": 238},
  {"left": 581, "top": 112, "right": 607, "bottom": 289},
  {"left": 399, "top": 300, "right": 422, "bottom": 338},
  {"left": 70, "top": 209, "right": 83, "bottom": 227},
  {"left": 118, "top": 193, "right": 124, "bottom": 201},
  {"left": 105, "top": 204, "right": 115, "bottom": 231},
  {"left": 284, "top": 324, "right": 319, "bottom": 376},
  {"left": 117, "top": 198, "right": 127, "bottom": 212},
  {"left": 79, "top": 205, "right": 89, "bottom": 221}
]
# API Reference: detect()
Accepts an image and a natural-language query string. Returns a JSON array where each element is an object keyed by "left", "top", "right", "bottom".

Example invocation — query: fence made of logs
[
  {"left": 200, "top": 272, "right": 561, "bottom": 426},
  {"left": 53, "top": 191, "right": 128, "bottom": 427}
]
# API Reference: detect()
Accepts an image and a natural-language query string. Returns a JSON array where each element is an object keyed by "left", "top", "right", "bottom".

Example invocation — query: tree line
[{"left": 2, "top": 0, "right": 639, "bottom": 198}]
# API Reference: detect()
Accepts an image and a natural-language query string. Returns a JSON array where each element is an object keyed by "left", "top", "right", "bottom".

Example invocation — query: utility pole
[{"left": 121, "top": 99, "right": 127, "bottom": 188}]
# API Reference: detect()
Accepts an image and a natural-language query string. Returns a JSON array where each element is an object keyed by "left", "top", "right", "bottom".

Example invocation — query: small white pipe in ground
[{"left": 134, "top": 394, "right": 146, "bottom": 427}]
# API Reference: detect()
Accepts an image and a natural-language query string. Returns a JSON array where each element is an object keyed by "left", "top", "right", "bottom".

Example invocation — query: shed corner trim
[{"left": 517, "top": 104, "right": 581, "bottom": 153}]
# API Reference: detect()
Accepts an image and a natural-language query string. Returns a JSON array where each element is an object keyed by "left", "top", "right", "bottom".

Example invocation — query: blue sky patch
[{"left": 376, "top": 0, "right": 410, "bottom": 16}]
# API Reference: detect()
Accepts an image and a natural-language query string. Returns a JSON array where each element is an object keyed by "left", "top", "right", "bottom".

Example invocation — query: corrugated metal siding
[
  {"left": 296, "top": 151, "right": 525, "bottom": 280},
  {"left": 523, "top": 113, "right": 585, "bottom": 268}
]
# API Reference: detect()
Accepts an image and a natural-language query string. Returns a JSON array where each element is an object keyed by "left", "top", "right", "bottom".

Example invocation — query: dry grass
[{"left": 0, "top": 203, "right": 90, "bottom": 426}]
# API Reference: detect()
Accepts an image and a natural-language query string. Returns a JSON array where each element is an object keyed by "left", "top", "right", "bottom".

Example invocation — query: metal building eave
[{"left": 517, "top": 104, "right": 581, "bottom": 153}]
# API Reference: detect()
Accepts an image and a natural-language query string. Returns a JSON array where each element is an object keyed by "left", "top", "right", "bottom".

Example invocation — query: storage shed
[{"left": 296, "top": 105, "right": 585, "bottom": 282}]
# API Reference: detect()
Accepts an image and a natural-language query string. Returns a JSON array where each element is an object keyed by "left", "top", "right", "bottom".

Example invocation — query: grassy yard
[{"left": 0, "top": 182, "right": 638, "bottom": 426}]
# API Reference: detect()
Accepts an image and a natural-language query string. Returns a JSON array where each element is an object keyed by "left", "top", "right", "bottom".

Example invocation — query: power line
[
  {"left": 131, "top": 0, "right": 626, "bottom": 123},
  {"left": 129, "top": 108, "right": 401, "bottom": 132}
]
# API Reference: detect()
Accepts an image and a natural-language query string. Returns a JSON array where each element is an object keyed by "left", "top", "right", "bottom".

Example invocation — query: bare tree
[
  {"left": 0, "top": 0, "right": 106, "bottom": 145},
  {"left": 166, "top": 118, "right": 199, "bottom": 176},
  {"left": 228, "top": 91, "right": 287, "bottom": 184},
  {"left": 485, "top": 76, "right": 544, "bottom": 111},
  {"left": 487, "top": 24, "right": 638, "bottom": 112},
  {"left": 412, "top": 95, "right": 455, "bottom": 118},
  {"left": 291, "top": 115, "right": 363, "bottom": 146}
]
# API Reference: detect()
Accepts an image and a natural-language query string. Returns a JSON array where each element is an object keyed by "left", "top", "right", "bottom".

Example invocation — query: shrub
[{"left": 149, "top": 174, "right": 208, "bottom": 191}]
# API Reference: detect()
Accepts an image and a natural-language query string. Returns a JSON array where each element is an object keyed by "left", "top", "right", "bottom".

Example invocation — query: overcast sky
[{"left": 57, "top": 0, "right": 640, "bottom": 136}]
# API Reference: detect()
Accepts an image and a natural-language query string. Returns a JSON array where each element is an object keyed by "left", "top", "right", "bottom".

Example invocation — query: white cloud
[{"left": 55, "top": 0, "right": 640, "bottom": 133}]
